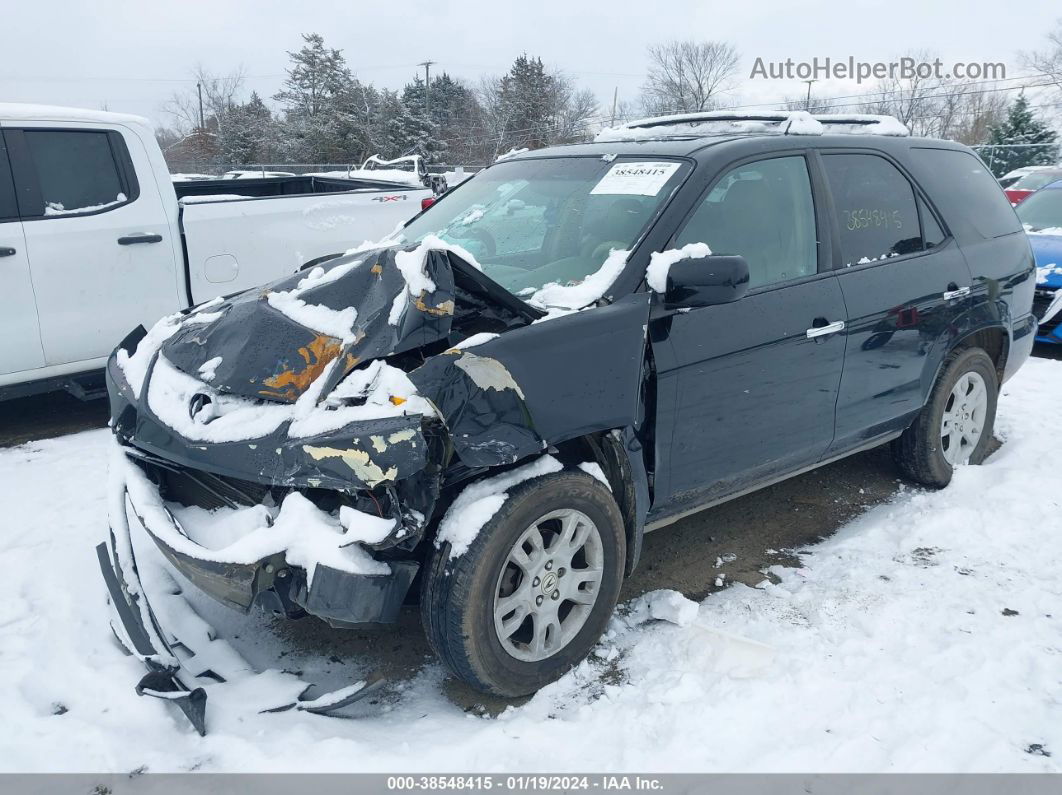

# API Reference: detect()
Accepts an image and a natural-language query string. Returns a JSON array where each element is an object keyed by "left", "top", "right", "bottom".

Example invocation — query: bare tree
[
  {"left": 1022, "top": 19, "right": 1062, "bottom": 95},
  {"left": 164, "top": 65, "right": 247, "bottom": 133},
  {"left": 641, "top": 40, "right": 740, "bottom": 115},
  {"left": 476, "top": 75, "right": 513, "bottom": 160},
  {"left": 549, "top": 74, "right": 598, "bottom": 143},
  {"left": 862, "top": 51, "right": 945, "bottom": 136},
  {"left": 855, "top": 51, "right": 1009, "bottom": 143},
  {"left": 611, "top": 98, "right": 642, "bottom": 126},
  {"left": 937, "top": 81, "right": 1008, "bottom": 144}
]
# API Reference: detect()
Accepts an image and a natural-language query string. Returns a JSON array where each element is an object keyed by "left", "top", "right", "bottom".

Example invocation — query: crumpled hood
[{"left": 162, "top": 246, "right": 458, "bottom": 402}]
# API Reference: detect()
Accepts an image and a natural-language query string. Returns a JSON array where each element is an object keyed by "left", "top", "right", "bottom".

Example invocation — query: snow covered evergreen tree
[
  {"left": 477, "top": 55, "right": 597, "bottom": 158},
  {"left": 165, "top": 38, "right": 599, "bottom": 169},
  {"left": 984, "top": 94, "right": 1059, "bottom": 176},
  {"left": 403, "top": 73, "right": 483, "bottom": 164},
  {"left": 273, "top": 33, "right": 368, "bottom": 163},
  {"left": 273, "top": 33, "right": 352, "bottom": 118},
  {"left": 498, "top": 55, "right": 556, "bottom": 150},
  {"left": 219, "top": 92, "right": 277, "bottom": 165},
  {"left": 376, "top": 89, "right": 442, "bottom": 160}
]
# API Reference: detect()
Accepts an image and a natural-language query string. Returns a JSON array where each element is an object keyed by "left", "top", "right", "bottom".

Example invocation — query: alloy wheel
[
  {"left": 492, "top": 508, "right": 604, "bottom": 662},
  {"left": 940, "top": 371, "right": 988, "bottom": 465}
]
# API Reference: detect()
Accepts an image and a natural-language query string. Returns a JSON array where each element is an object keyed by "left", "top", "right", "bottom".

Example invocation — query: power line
[{"left": 695, "top": 75, "right": 1062, "bottom": 117}]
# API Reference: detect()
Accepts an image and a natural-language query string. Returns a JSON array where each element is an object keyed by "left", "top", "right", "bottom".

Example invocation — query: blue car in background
[{"left": 1016, "top": 180, "right": 1062, "bottom": 343}]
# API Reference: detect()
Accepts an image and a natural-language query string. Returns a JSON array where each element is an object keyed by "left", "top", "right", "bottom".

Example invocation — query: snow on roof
[
  {"left": 307, "top": 169, "right": 425, "bottom": 187},
  {"left": 1000, "top": 164, "right": 1061, "bottom": 181},
  {"left": 596, "top": 110, "right": 910, "bottom": 142},
  {"left": 0, "top": 102, "right": 151, "bottom": 129},
  {"left": 496, "top": 147, "right": 530, "bottom": 163}
]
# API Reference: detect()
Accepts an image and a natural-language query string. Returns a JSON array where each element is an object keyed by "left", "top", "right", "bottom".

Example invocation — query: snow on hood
[{"left": 158, "top": 244, "right": 461, "bottom": 404}]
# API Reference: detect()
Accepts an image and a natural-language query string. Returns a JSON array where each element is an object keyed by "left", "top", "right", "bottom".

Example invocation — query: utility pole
[
  {"left": 610, "top": 87, "right": 618, "bottom": 127},
  {"left": 197, "top": 81, "right": 205, "bottom": 130},
  {"left": 802, "top": 79, "right": 816, "bottom": 111},
  {"left": 419, "top": 60, "right": 436, "bottom": 120}
]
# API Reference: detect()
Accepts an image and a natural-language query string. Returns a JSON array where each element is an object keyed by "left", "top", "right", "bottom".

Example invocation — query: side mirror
[{"left": 664, "top": 254, "right": 750, "bottom": 309}]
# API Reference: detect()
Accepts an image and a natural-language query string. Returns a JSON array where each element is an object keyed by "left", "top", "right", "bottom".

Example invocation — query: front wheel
[
  {"left": 892, "top": 346, "right": 998, "bottom": 487},
  {"left": 421, "top": 469, "right": 625, "bottom": 697}
]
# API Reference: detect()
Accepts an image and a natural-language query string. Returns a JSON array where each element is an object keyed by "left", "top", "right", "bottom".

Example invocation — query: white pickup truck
[{"left": 0, "top": 104, "right": 436, "bottom": 399}]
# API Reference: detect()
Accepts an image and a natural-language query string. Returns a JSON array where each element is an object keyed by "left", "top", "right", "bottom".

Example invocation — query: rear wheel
[
  {"left": 892, "top": 346, "right": 998, "bottom": 487},
  {"left": 421, "top": 470, "right": 625, "bottom": 697}
]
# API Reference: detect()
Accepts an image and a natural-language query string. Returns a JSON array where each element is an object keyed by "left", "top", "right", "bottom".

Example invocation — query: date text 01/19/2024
[{"left": 385, "top": 775, "right": 665, "bottom": 790}]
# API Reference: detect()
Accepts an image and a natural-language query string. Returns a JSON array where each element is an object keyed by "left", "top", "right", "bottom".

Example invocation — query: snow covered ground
[{"left": 1, "top": 357, "right": 1059, "bottom": 773}]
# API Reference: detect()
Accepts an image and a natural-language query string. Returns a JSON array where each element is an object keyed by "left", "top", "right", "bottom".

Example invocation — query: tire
[
  {"left": 892, "top": 346, "right": 998, "bottom": 488},
  {"left": 421, "top": 469, "right": 626, "bottom": 697}
]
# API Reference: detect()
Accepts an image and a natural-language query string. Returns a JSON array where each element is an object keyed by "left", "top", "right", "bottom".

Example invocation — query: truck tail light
[{"left": 421, "top": 197, "right": 436, "bottom": 211}]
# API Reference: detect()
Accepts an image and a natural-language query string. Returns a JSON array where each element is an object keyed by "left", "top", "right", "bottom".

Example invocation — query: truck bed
[
  {"left": 177, "top": 176, "right": 431, "bottom": 306},
  {"left": 173, "top": 173, "right": 426, "bottom": 200}
]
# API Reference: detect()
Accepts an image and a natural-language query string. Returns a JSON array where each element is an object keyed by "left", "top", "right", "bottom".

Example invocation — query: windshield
[
  {"left": 1017, "top": 187, "right": 1062, "bottom": 231},
  {"left": 1012, "top": 171, "right": 1062, "bottom": 191},
  {"left": 396, "top": 156, "right": 688, "bottom": 297}
]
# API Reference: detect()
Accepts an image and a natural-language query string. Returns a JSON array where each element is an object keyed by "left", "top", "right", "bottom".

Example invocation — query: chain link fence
[{"left": 970, "top": 143, "right": 1061, "bottom": 177}]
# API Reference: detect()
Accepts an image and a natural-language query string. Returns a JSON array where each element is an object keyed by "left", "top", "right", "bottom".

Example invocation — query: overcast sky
[{"left": 4, "top": 0, "right": 1059, "bottom": 128}]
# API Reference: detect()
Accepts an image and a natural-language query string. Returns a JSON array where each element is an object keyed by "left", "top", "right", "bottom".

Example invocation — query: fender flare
[
  {"left": 594, "top": 427, "right": 651, "bottom": 577},
  {"left": 922, "top": 320, "right": 1009, "bottom": 405}
]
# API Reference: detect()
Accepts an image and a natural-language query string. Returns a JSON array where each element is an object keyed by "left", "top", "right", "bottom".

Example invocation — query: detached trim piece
[
  {"left": 95, "top": 539, "right": 208, "bottom": 736},
  {"left": 98, "top": 481, "right": 391, "bottom": 735}
]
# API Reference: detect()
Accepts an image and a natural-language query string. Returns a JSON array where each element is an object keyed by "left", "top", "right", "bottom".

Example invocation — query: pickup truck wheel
[
  {"left": 420, "top": 470, "right": 625, "bottom": 697},
  {"left": 892, "top": 346, "right": 998, "bottom": 488}
]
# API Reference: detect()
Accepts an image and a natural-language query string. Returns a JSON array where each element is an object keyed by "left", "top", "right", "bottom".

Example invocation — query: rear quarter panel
[{"left": 902, "top": 143, "right": 1037, "bottom": 384}]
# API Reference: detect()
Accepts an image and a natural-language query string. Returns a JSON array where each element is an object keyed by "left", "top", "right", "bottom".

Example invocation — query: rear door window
[
  {"left": 675, "top": 155, "right": 818, "bottom": 289},
  {"left": 0, "top": 133, "right": 17, "bottom": 221},
  {"left": 822, "top": 154, "right": 924, "bottom": 266},
  {"left": 909, "top": 148, "right": 1022, "bottom": 239},
  {"left": 21, "top": 130, "right": 131, "bottom": 217}
]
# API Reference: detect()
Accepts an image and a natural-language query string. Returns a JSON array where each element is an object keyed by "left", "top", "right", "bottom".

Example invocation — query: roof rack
[{"left": 595, "top": 110, "right": 910, "bottom": 142}]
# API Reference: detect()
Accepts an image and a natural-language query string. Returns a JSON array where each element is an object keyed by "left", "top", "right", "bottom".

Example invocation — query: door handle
[
  {"left": 806, "top": 320, "right": 845, "bottom": 339},
  {"left": 0, "top": 247, "right": 15, "bottom": 257},
  {"left": 943, "top": 285, "right": 970, "bottom": 301},
  {"left": 118, "top": 234, "right": 163, "bottom": 245}
]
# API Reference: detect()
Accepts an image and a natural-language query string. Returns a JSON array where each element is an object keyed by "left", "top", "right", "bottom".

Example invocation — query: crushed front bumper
[
  {"left": 117, "top": 446, "right": 421, "bottom": 626},
  {"left": 99, "top": 448, "right": 408, "bottom": 734},
  {"left": 97, "top": 526, "right": 387, "bottom": 733}
]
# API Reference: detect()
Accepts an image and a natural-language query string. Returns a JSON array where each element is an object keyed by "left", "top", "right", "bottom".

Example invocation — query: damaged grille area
[
  {"left": 126, "top": 446, "right": 272, "bottom": 510},
  {"left": 127, "top": 449, "right": 418, "bottom": 553},
  {"left": 117, "top": 448, "right": 424, "bottom": 627}
]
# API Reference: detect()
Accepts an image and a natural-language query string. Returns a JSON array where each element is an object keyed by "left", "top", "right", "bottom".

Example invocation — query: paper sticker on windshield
[{"left": 590, "top": 162, "right": 681, "bottom": 196}]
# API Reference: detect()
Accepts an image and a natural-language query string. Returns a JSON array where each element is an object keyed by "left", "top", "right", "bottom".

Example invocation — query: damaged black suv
[{"left": 100, "top": 113, "right": 1037, "bottom": 708}]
